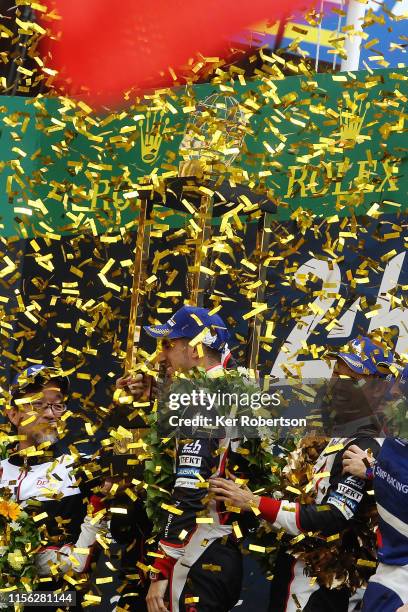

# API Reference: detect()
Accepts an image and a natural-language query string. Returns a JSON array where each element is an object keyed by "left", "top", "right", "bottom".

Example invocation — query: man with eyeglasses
[
  {"left": 7, "top": 365, "right": 68, "bottom": 446},
  {"left": 0, "top": 365, "right": 108, "bottom": 610}
]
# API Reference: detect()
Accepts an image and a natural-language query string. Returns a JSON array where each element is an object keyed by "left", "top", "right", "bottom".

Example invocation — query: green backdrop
[{"left": 0, "top": 67, "right": 406, "bottom": 238}]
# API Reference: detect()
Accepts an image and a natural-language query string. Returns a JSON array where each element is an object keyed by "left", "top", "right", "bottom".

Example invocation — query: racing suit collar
[
  {"left": 206, "top": 364, "right": 224, "bottom": 378},
  {"left": 5, "top": 442, "right": 63, "bottom": 466}
]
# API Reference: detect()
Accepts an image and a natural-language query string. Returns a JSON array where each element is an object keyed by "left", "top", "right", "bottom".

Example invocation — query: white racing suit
[{"left": 0, "top": 445, "right": 106, "bottom": 577}]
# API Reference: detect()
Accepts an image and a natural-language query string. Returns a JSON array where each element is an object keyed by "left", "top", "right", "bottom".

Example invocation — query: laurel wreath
[{"left": 144, "top": 367, "right": 286, "bottom": 534}]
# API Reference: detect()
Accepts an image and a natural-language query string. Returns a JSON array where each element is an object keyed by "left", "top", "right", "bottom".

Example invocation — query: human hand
[
  {"left": 99, "top": 477, "right": 132, "bottom": 496},
  {"left": 116, "top": 373, "right": 149, "bottom": 400},
  {"left": 342, "top": 444, "right": 373, "bottom": 478},
  {"left": 209, "top": 477, "right": 260, "bottom": 511},
  {"left": 100, "top": 478, "right": 114, "bottom": 494},
  {"left": 146, "top": 579, "right": 169, "bottom": 612}
]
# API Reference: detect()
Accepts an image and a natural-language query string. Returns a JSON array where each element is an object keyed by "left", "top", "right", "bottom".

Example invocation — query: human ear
[
  {"left": 371, "top": 378, "right": 387, "bottom": 400},
  {"left": 190, "top": 343, "right": 202, "bottom": 363}
]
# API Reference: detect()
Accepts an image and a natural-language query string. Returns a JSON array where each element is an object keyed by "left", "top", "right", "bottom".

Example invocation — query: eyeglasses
[{"left": 29, "top": 402, "right": 67, "bottom": 415}]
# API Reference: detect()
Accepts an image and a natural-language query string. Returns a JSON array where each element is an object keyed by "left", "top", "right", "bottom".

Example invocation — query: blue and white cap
[
  {"left": 327, "top": 336, "right": 393, "bottom": 377},
  {"left": 10, "top": 364, "right": 70, "bottom": 396},
  {"left": 144, "top": 306, "right": 230, "bottom": 352}
]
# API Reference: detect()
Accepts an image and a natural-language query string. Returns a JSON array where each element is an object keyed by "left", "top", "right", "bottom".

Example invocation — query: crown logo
[
  {"left": 339, "top": 94, "right": 370, "bottom": 148},
  {"left": 140, "top": 109, "right": 169, "bottom": 164}
]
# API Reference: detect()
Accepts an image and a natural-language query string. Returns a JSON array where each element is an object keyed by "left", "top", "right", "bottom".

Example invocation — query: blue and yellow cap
[
  {"left": 327, "top": 336, "right": 393, "bottom": 377},
  {"left": 144, "top": 306, "right": 229, "bottom": 352},
  {"left": 10, "top": 365, "right": 70, "bottom": 396}
]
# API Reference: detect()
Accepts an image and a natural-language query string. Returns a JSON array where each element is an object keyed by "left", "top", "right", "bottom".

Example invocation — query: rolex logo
[
  {"left": 339, "top": 95, "right": 370, "bottom": 148},
  {"left": 140, "top": 110, "right": 169, "bottom": 164}
]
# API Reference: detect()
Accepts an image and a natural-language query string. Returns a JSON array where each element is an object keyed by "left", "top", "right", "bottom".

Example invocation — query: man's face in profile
[
  {"left": 326, "top": 359, "right": 383, "bottom": 426},
  {"left": 158, "top": 337, "right": 197, "bottom": 373}
]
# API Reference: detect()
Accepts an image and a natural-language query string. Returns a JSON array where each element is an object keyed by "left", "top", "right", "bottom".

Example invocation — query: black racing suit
[{"left": 151, "top": 365, "right": 253, "bottom": 612}]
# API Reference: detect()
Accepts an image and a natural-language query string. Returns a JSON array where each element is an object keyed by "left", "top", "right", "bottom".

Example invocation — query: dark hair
[
  {"left": 11, "top": 379, "right": 63, "bottom": 407},
  {"left": 202, "top": 344, "right": 222, "bottom": 362},
  {"left": 178, "top": 338, "right": 222, "bottom": 363}
]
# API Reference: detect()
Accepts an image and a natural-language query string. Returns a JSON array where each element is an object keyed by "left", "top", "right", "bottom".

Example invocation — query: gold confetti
[{"left": 248, "top": 544, "right": 266, "bottom": 553}]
